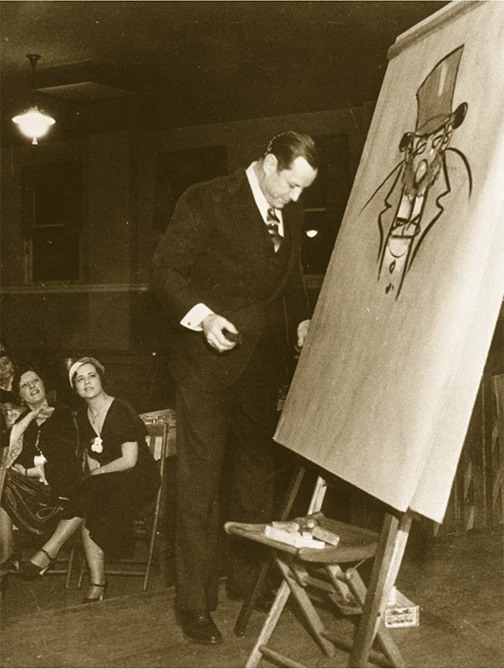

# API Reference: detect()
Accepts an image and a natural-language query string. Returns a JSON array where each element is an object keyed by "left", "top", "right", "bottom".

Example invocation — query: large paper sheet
[{"left": 275, "top": 1, "right": 504, "bottom": 523}]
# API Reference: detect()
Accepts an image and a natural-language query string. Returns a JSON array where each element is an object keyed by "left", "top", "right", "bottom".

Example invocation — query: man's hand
[
  {"left": 295, "top": 319, "right": 311, "bottom": 354},
  {"left": 201, "top": 314, "right": 240, "bottom": 353}
]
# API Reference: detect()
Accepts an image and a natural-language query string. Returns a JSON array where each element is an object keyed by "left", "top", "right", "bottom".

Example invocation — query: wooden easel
[
  {"left": 351, "top": 506, "right": 412, "bottom": 667},
  {"left": 232, "top": 465, "right": 414, "bottom": 667}
]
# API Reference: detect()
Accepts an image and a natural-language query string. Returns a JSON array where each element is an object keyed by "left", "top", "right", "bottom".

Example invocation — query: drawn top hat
[{"left": 415, "top": 45, "right": 467, "bottom": 136}]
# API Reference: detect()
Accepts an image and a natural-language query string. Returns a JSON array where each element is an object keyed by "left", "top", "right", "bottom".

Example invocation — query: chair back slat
[
  {"left": 140, "top": 409, "right": 176, "bottom": 457},
  {"left": 144, "top": 422, "right": 168, "bottom": 462}
]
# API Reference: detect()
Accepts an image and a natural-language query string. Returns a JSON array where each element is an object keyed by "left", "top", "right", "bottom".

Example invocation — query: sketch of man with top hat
[{"left": 362, "top": 45, "right": 472, "bottom": 298}]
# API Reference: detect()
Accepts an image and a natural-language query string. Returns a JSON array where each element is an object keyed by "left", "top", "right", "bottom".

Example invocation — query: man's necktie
[{"left": 266, "top": 207, "right": 282, "bottom": 252}]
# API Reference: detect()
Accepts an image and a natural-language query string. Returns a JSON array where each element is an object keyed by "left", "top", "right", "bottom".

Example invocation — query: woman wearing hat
[{"left": 16, "top": 357, "right": 160, "bottom": 603}]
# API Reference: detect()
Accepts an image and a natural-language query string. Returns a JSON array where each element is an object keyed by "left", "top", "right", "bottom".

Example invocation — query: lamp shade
[{"left": 12, "top": 106, "right": 56, "bottom": 145}]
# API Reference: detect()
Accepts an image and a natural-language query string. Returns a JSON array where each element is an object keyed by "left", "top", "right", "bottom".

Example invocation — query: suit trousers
[{"left": 174, "top": 335, "right": 283, "bottom": 613}]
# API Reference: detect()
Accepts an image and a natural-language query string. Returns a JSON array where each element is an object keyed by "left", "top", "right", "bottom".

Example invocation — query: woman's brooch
[{"left": 91, "top": 436, "right": 103, "bottom": 454}]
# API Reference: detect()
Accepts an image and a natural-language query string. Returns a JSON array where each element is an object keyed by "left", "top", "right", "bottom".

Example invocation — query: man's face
[
  {"left": 0, "top": 356, "right": 14, "bottom": 383},
  {"left": 262, "top": 156, "right": 317, "bottom": 209},
  {"left": 403, "top": 123, "right": 453, "bottom": 197},
  {"left": 1, "top": 403, "right": 23, "bottom": 427}
]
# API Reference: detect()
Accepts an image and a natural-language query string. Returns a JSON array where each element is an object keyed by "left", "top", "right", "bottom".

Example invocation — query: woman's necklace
[
  {"left": 88, "top": 397, "right": 112, "bottom": 433},
  {"left": 33, "top": 426, "right": 47, "bottom": 467}
]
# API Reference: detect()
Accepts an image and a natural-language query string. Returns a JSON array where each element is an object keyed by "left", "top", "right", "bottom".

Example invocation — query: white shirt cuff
[{"left": 181, "top": 303, "right": 214, "bottom": 331}]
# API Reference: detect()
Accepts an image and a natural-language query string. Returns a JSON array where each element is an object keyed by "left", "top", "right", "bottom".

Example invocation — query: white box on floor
[{"left": 384, "top": 587, "right": 420, "bottom": 628}]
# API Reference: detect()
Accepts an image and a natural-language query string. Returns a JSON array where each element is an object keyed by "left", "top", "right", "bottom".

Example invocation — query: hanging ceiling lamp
[{"left": 12, "top": 54, "right": 55, "bottom": 145}]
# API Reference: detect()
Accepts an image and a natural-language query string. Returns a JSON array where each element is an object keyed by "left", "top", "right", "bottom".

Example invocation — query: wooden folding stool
[{"left": 225, "top": 477, "right": 407, "bottom": 668}]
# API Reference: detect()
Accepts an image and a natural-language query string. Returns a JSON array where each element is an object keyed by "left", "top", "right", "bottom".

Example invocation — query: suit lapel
[
  {"left": 227, "top": 171, "right": 277, "bottom": 291},
  {"left": 269, "top": 205, "right": 299, "bottom": 302},
  {"left": 226, "top": 170, "right": 301, "bottom": 299}
]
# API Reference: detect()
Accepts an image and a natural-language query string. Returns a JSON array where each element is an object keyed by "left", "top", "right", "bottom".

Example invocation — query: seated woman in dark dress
[
  {"left": 18, "top": 357, "right": 160, "bottom": 602},
  {"left": 0, "top": 364, "right": 81, "bottom": 566}
]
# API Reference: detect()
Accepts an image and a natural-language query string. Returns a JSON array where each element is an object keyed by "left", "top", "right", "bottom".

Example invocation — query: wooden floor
[{"left": 1, "top": 526, "right": 502, "bottom": 668}]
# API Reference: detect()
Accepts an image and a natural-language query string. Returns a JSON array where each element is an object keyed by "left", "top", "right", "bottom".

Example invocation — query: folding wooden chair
[
  {"left": 77, "top": 409, "right": 175, "bottom": 591},
  {"left": 45, "top": 544, "right": 77, "bottom": 588},
  {"left": 225, "top": 476, "right": 406, "bottom": 668}
]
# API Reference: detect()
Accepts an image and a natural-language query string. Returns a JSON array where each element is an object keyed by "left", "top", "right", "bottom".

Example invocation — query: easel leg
[
  {"left": 234, "top": 464, "right": 306, "bottom": 636},
  {"left": 349, "top": 510, "right": 413, "bottom": 668},
  {"left": 345, "top": 567, "right": 405, "bottom": 667}
]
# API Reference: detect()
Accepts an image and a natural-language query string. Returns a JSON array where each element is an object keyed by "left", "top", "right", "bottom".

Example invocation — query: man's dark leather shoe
[{"left": 178, "top": 610, "right": 223, "bottom": 645}]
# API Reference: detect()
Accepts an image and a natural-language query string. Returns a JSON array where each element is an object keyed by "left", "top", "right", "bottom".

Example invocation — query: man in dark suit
[{"left": 152, "top": 131, "right": 318, "bottom": 644}]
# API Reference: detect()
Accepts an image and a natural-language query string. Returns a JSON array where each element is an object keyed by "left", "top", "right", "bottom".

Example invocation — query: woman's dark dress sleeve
[
  {"left": 1, "top": 405, "right": 81, "bottom": 535},
  {"left": 13, "top": 406, "right": 81, "bottom": 499}
]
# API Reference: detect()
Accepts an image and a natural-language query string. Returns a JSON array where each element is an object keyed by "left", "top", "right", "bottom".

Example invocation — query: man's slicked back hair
[{"left": 265, "top": 131, "right": 319, "bottom": 172}]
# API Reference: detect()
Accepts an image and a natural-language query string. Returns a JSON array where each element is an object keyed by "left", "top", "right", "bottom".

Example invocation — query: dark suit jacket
[{"left": 151, "top": 168, "right": 310, "bottom": 391}]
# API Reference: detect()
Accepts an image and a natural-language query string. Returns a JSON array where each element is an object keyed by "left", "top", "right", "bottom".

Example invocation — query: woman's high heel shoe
[
  {"left": 0, "top": 551, "right": 21, "bottom": 577},
  {"left": 82, "top": 582, "right": 108, "bottom": 603},
  {"left": 17, "top": 548, "right": 56, "bottom": 579}
]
